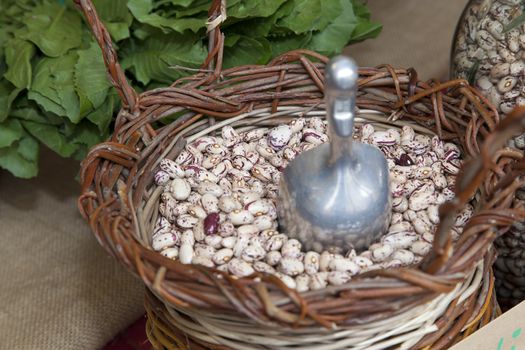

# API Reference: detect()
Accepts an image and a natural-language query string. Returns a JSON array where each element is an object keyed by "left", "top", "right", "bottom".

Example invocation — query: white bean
[
  {"left": 204, "top": 234, "right": 223, "bottom": 249},
  {"left": 177, "top": 214, "right": 199, "bottom": 229},
  {"left": 264, "top": 234, "right": 287, "bottom": 251},
  {"left": 253, "top": 215, "right": 273, "bottom": 231},
  {"left": 160, "top": 247, "right": 179, "bottom": 259},
  {"left": 188, "top": 205, "right": 207, "bottom": 219},
  {"left": 197, "top": 181, "right": 223, "bottom": 196},
  {"left": 218, "top": 196, "right": 242, "bottom": 213},
  {"left": 192, "top": 255, "right": 215, "bottom": 268},
  {"left": 309, "top": 272, "right": 329, "bottom": 290},
  {"left": 392, "top": 249, "right": 415, "bottom": 265},
  {"left": 228, "top": 258, "right": 255, "bottom": 277},
  {"left": 265, "top": 251, "right": 282, "bottom": 266},
  {"left": 253, "top": 261, "right": 275, "bottom": 274},
  {"left": 328, "top": 271, "right": 352, "bottom": 286},
  {"left": 194, "top": 244, "right": 215, "bottom": 259},
  {"left": 170, "top": 178, "right": 191, "bottom": 200},
  {"left": 241, "top": 242, "right": 266, "bottom": 262},
  {"left": 181, "top": 230, "right": 195, "bottom": 246},
  {"left": 229, "top": 209, "right": 255, "bottom": 226},
  {"left": 201, "top": 193, "right": 220, "bottom": 213},
  {"left": 275, "top": 272, "right": 296, "bottom": 289},
  {"left": 278, "top": 257, "right": 304, "bottom": 276},
  {"left": 179, "top": 244, "right": 194, "bottom": 264},
  {"left": 213, "top": 248, "right": 234, "bottom": 265},
  {"left": 221, "top": 236, "right": 237, "bottom": 249},
  {"left": 319, "top": 251, "right": 334, "bottom": 272},
  {"left": 371, "top": 244, "right": 394, "bottom": 262},
  {"left": 152, "top": 232, "right": 179, "bottom": 251},
  {"left": 304, "top": 252, "right": 320, "bottom": 274},
  {"left": 295, "top": 274, "right": 310, "bottom": 292},
  {"left": 329, "top": 257, "right": 360, "bottom": 275}
]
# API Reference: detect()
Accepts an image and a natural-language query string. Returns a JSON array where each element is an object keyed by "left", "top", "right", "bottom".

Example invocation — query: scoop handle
[{"left": 325, "top": 56, "right": 359, "bottom": 163}]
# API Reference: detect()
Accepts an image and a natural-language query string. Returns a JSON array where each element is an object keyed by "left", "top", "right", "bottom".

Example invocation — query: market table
[{"left": 0, "top": 1, "right": 470, "bottom": 349}]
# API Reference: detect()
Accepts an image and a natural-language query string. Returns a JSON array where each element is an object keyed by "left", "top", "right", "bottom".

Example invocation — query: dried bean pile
[
  {"left": 452, "top": 0, "right": 525, "bottom": 150},
  {"left": 152, "top": 118, "right": 471, "bottom": 291}
]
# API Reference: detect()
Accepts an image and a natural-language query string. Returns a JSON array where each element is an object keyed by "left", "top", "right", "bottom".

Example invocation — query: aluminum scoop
[{"left": 278, "top": 55, "right": 392, "bottom": 253}]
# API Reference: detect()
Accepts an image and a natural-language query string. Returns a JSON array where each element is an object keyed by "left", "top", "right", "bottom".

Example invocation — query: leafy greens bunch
[{"left": 0, "top": 0, "right": 381, "bottom": 178}]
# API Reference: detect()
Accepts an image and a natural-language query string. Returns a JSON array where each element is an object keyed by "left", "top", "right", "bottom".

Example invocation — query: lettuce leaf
[{"left": 0, "top": 0, "right": 381, "bottom": 178}]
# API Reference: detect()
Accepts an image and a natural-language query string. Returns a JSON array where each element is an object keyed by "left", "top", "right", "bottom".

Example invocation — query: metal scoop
[{"left": 278, "top": 55, "right": 392, "bottom": 253}]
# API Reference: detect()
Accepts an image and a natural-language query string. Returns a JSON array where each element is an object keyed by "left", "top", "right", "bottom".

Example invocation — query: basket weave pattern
[{"left": 76, "top": 0, "right": 525, "bottom": 348}]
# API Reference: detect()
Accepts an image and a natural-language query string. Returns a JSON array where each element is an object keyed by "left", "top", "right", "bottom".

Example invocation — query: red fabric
[{"left": 102, "top": 315, "right": 152, "bottom": 350}]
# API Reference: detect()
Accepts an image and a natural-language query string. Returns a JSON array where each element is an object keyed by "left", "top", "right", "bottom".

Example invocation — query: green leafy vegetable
[
  {"left": 75, "top": 42, "right": 111, "bottom": 111},
  {"left": 121, "top": 31, "right": 207, "bottom": 84},
  {"left": 4, "top": 39, "right": 35, "bottom": 89},
  {"left": 18, "top": 2, "right": 82, "bottom": 57},
  {"left": 0, "top": 119, "right": 24, "bottom": 148},
  {"left": 223, "top": 36, "right": 272, "bottom": 68},
  {"left": 307, "top": 0, "right": 357, "bottom": 55},
  {"left": 92, "top": 0, "right": 133, "bottom": 41},
  {"left": 0, "top": 0, "right": 381, "bottom": 178},
  {"left": 29, "top": 53, "right": 80, "bottom": 122},
  {"left": 0, "top": 135, "right": 39, "bottom": 178}
]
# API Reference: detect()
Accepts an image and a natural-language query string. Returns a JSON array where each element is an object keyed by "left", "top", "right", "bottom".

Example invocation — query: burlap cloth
[{"left": 0, "top": 1, "right": 469, "bottom": 349}]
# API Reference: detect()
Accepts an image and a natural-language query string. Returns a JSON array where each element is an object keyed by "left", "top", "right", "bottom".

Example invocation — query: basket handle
[
  {"left": 424, "top": 105, "right": 525, "bottom": 273},
  {"left": 203, "top": 0, "right": 227, "bottom": 75},
  {"left": 75, "top": 0, "right": 227, "bottom": 111},
  {"left": 74, "top": 0, "right": 138, "bottom": 111}
]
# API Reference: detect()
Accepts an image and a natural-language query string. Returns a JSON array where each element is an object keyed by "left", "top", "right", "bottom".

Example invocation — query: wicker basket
[{"left": 76, "top": 0, "right": 525, "bottom": 348}]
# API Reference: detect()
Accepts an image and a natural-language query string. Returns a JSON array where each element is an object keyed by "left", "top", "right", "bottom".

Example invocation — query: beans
[
  {"left": 153, "top": 232, "right": 180, "bottom": 251},
  {"left": 160, "top": 247, "right": 179, "bottom": 259},
  {"left": 218, "top": 196, "right": 242, "bottom": 213},
  {"left": 268, "top": 125, "right": 292, "bottom": 150},
  {"left": 275, "top": 272, "right": 296, "bottom": 289},
  {"left": 177, "top": 214, "right": 199, "bottom": 229},
  {"left": 221, "top": 236, "right": 237, "bottom": 249},
  {"left": 192, "top": 255, "right": 215, "bottom": 268},
  {"left": 195, "top": 244, "right": 215, "bottom": 259},
  {"left": 372, "top": 244, "right": 394, "bottom": 262},
  {"left": 295, "top": 274, "right": 310, "bottom": 292},
  {"left": 229, "top": 209, "right": 255, "bottom": 225},
  {"left": 265, "top": 251, "right": 282, "bottom": 266},
  {"left": 204, "top": 213, "right": 220, "bottom": 235},
  {"left": 319, "top": 251, "right": 334, "bottom": 272},
  {"left": 328, "top": 271, "right": 352, "bottom": 286},
  {"left": 304, "top": 252, "right": 320, "bottom": 274},
  {"left": 204, "top": 234, "right": 223, "bottom": 249},
  {"left": 329, "top": 257, "right": 360, "bottom": 275},
  {"left": 154, "top": 171, "right": 170, "bottom": 186},
  {"left": 152, "top": 120, "right": 467, "bottom": 291},
  {"left": 264, "top": 234, "right": 288, "bottom": 252},
  {"left": 213, "top": 248, "right": 234, "bottom": 265},
  {"left": 309, "top": 272, "right": 329, "bottom": 290},
  {"left": 201, "top": 193, "right": 219, "bottom": 213},
  {"left": 246, "top": 199, "right": 274, "bottom": 216},
  {"left": 228, "top": 258, "right": 255, "bottom": 277},
  {"left": 253, "top": 215, "right": 274, "bottom": 231},
  {"left": 197, "top": 181, "right": 223, "bottom": 197},
  {"left": 188, "top": 205, "right": 207, "bottom": 219},
  {"left": 169, "top": 178, "right": 191, "bottom": 200},
  {"left": 179, "top": 244, "right": 194, "bottom": 264},
  {"left": 160, "top": 159, "right": 185, "bottom": 178},
  {"left": 452, "top": 0, "right": 525, "bottom": 159},
  {"left": 241, "top": 241, "right": 266, "bottom": 262},
  {"left": 278, "top": 257, "right": 304, "bottom": 276}
]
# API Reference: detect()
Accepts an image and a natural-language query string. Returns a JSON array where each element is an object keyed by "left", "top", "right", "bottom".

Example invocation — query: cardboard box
[{"left": 450, "top": 301, "right": 525, "bottom": 350}]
